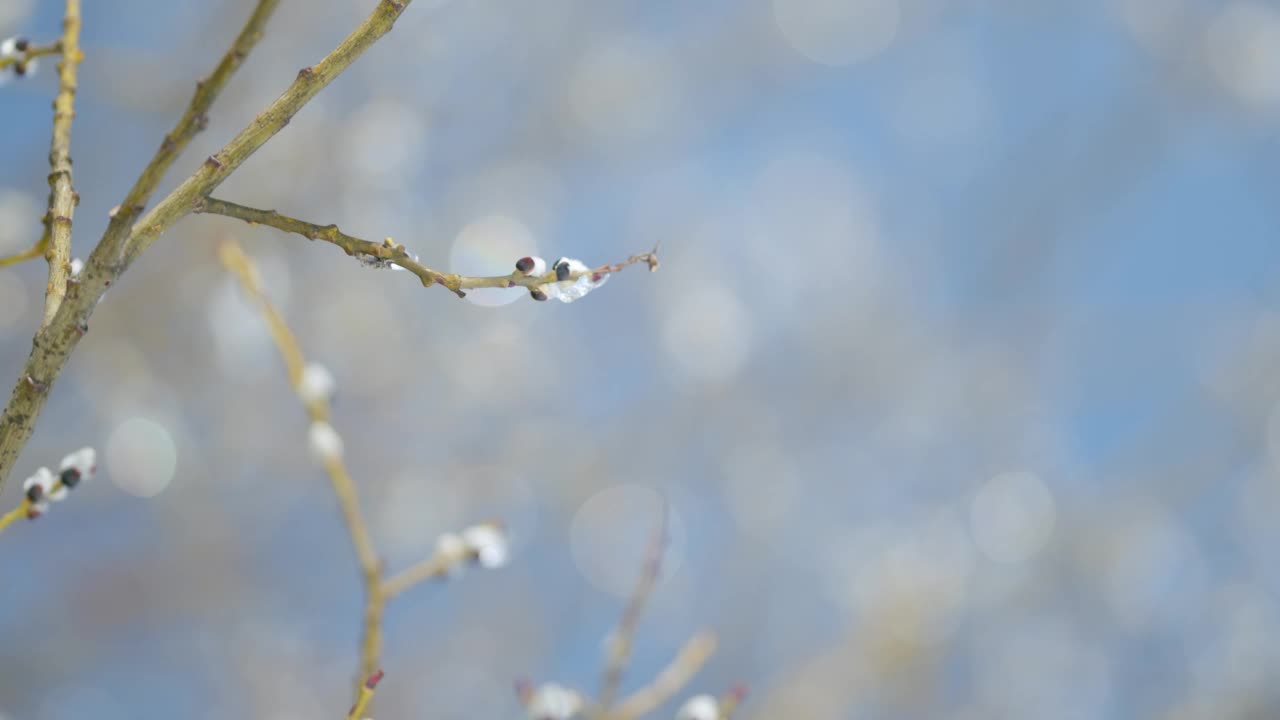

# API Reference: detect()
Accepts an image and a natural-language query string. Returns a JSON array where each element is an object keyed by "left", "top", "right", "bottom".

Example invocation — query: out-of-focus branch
[
  {"left": 220, "top": 240, "right": 384, "bottom": 690},
  {"left": 347, "top": 669, "right": 384, "bottom": 720},
  {"left": 0, "top": 476, "right": 67, "bottom": 536},
  {"left": 195, "top": 196, "right": 661, "bottom": 298},
  {"left": 382, "top": 549, "right": 454, "bottom": 599},
  {"left": 715, "top": 685, "right": 748, "bottom": 719},
  {"left": 520, "top": 506, "right": 729, "bottom": 719},
  {"left": 0, "top": 234, "right": 48, "bottom": 268},
  {"left": 38, "top": 0, "right": 83, "bottom": 330},
  {"left": 0, "top": 501, "right": 30, "bottom": 533},
  {"left": 97, "top": 0, "right": 281, "bottom": 263},
  {"left": 612, "top": 631, "right": 719, "bottom": 720},
  {"left": 0, "top": 0, "right": 413, "bottom": 496},
  {"left": 220, "top": 239, "right": 507, "bottom": 702},
  {"left": 599, "top": 505, "right": 670, "bottom": 710}
]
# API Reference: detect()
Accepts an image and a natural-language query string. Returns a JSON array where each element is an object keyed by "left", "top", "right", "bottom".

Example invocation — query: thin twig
[
  {"left": 715, "top": 684, "right": 749, "bottom": 719},
  {"left": 39, "top": 0, "right": 83, "bottom": 330},
  {"left": 0, "top": 41, "right": 61, "bottom": 72},
  {"left": 382, "top": 548, "right": 455, "bottom": 599},
  {"left": 96, "top": 0, "right": 281, "bottom": 263},
  {"left": 194, "top": 196, "right": 661, "bottom": 298},
  {"left": 612, "top": 631, "right": 719, "bottom": 720},
  {"left": 0, "top": 234, "right": 48, "bottom": 268},
  {"left": 0, "top": 476, "right": 70, "bottom": 536},
  {"left": 599, "top": 504, "right": 670, "bottom": 710}
]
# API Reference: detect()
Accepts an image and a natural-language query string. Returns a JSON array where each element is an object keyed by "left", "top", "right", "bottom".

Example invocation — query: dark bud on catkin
[
  {"left": 60, "top": 467, "right": 82, "bottom": 489},
  {"left": 530, "top": 288, "right": 548, "bottom": 302},
  {"left": 25, "top": 484, "right": 43, "bottom": 503},
  {"left": 515, "top": 256, "right": 536, "bottom": 273},
  {"left": 13, "top": 37, "right": 29, "bottom": 52},
  {"left": 554, "top": 260, "right": 571, "bottom": 282}
]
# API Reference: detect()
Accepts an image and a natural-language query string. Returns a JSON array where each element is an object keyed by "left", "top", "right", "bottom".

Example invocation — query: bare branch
[
  {"left": 96, "top": 0, "right": 281, "bottom": 262},
  {"left": 122, "top": 0, "right": 416, "bottom": 264},
  {"left": 38, "top": 0, "right": 83, "bottom": 329}
]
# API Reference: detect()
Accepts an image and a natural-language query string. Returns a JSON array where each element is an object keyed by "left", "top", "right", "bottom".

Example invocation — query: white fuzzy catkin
[{"left": 675, "top": 695, "right": 720, "bottom": 720}]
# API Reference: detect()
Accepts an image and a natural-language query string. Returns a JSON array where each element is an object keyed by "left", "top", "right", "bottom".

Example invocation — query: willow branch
[
  {"left": 612, "top": 632, "right": 718, "bottom": 720},
  {"left": 38, "top": 0, "right": 82, "bottom": 330},
  {"left": 97, "top": 0, "right": 281, "bottom": 262},
  {"left": 0, "top": 0, "right": 413, "bottom": 495},
  {"left": 194, "top": 196, "right": 661, "bottom": 298},
  {"left": 0, "top": 41, "right": 60, "bottom": 71},
  {"left": 599, "top": 506, "right": 670, "bottom": 710},
  {"left": 122, "top": 0, "right": 415, "bottom": 264}
]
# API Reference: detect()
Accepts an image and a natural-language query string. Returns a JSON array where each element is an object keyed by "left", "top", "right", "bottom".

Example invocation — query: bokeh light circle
[
  {"left": 449, "top": 215, "right": 537, "bottom": 307},
  {"left": 570, "top": 485, "right": 686, "bottom": 597},
  {"left": 773, "top": 0, "right": 900, "bottom": 67},
  {"left": 106, "top": 417, "right": 178, "bottom": 498},
  {"left": 970, "top": 470, "right": 1056, "bottom": 564},
  {"left": 661, "top": 284, "right": 753, "bottom": 385}
]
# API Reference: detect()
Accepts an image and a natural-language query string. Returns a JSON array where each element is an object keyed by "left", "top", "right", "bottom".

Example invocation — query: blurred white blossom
[
  {"left": 675, "top": 694, "right": 720, "bottom": 720},
  {"left": 525, "top": 683, "right": 583, "bottom": 720},
  {"left": 307, "top": 421, "right": 344, "bottom": 463},
  {"left": 298, "top": 362, "right": 337, "bottom": 405}
]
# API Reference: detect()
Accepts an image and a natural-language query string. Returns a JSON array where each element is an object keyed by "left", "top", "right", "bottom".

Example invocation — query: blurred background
[{"left": 2, "top": 0, "right": 1280, "bottom": 717}]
